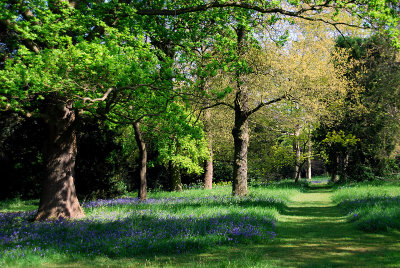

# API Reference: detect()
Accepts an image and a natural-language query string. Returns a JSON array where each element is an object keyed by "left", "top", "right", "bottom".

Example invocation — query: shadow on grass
[
  {"left": 261, "top": 188, "right": 400, "bottom": 268},
  {"left": 0, "top": 199, "right": 280, "bottom": 266},
  {"left": 2, "top": 186, "right": 400, "bottom": 267},
  {"left": 303, "top": 183, "right": 335, "bottom": 192},
  {"left": 164, "top": 199, "right": 287, "bottom": 214},
  {"left": 132, "top": 186, "right": 400, "bottom": 267},
  {"left": 283, "top": 206, "right": 340, "bottom": 219},
  {"left": 166, "top": 188, "right": 400, "bottom": 267}
]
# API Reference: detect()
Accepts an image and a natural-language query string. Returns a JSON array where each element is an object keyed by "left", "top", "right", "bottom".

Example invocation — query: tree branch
[
  {"left": 136, "top": 1, "right": 331, "bottom": 16},
  {"left": 0, "top": 18, "right": 40, "bottom": 53},
  {"left": 249, "top": 95, "right": 286, "bottom": 116},
  {"left": 80, "top": 88, "right": 114, "bottom": 104},
  {"left": 136, "top": 1, "right": 367, "bottom": 29},
  {"left": 200, "top": 101, "right": 235, "bottom": 111}
]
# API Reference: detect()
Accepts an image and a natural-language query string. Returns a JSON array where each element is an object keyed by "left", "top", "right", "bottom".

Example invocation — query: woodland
[{"left": 1, "top": 0, "right": 400, "bottom": 267}]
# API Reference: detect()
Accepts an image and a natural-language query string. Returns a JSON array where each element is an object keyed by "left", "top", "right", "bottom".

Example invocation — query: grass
[
  {"left": 0, "top": 198, "right": 38, "bottom": 213},
  {"left": 1, "top": 179, "right": 400, "bottom": 267},
  {"left": 0, "top": 183, "right": 298, "bottom": 267},
  {"left": 332, "top": 181, "right": 400, "bottom": 232}
]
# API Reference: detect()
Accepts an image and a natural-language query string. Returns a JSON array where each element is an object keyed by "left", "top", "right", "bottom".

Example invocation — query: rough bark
[
  {"left": 36, "top": 97, "right": 84, "bottom": 221},
  {"left": 231, "top": 79, "right": 250, "bottom": 196},
  {"left": 231, "top": 25, "right": 249, "bottom": 196},
  {"left": 232, "top": 112, "right": 249, "bottom": 196},
  {"left": 203, "top": 108, "right": 213, "bottom": 189},
  {"left": 170, "top": 161, "right": 182, "bottom": 192},
  {"left": 133, "top": 122, "right": 147, "bottom": 201}
]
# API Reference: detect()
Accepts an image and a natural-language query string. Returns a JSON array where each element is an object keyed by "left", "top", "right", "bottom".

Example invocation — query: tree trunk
[
  {"left": 203, "top": 108, "right": 213, "bottom": 189},
  {"left": 331, "top": 155, "right": 340, "bottom": 183},
  {"left": 339, "top": 153, "right": 349, "bottom": 180},
  {"left": 232, "top": 117, "right": 249, "bottom": 196},
  {"left": 133, "top": 122, "right": 147, "bottom": 201},
  {"left": 231, "top": 26, "right": 250, "bottom": 196},
  {"left": 36, "top": 98, "right": 84, "bottom": 221},
  {"left": 294, "top": 125, "right": 302, "bottom": 183},
  {"left": 307, "top": 140, "right": 312, "bottom": 181},
  {"left": 170, "top": 161, "right": 182, "bottom": 192},
  {"left": 232, "top": 98, "right": 249, "bottom": 196},
  {"left": 331, "top": 171, "right": 339, "bottom": 183}
]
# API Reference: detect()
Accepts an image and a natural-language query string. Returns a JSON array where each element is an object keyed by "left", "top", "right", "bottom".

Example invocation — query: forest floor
[{"left": 146, "top": 184, "right": 400, "bottom": 267}]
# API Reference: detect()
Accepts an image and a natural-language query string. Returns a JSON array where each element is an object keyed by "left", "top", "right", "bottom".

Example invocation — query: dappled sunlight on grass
[
  {"left": 116, "top": 184, "right": 399, "bottom": 267},
  {"left": 0, "top": 199, "right": 39, "bottom": 213},
  {"left": 266, "top": 184, "right": 400, "bottom": 267},
  {"left": 1, "top": 183, "right": 400, "bottom": 267},
  {"left": 0, "top": 185, "right": 292, "bottom": 267}
]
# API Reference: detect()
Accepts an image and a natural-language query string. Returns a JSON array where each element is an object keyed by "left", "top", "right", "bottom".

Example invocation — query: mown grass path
[
  {"left": 174, "top": 185, "right": 400, "bottom": 267},
  {"left": 68, "top": 185, "right": 400, "bottom": 267},
  {"left": 263, "top": 186, "right": 400, "bottom": 267}
]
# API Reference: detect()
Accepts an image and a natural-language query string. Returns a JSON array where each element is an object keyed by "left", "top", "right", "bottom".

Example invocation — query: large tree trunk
[
  {"left": 203, "top": 108, "right": 213, "bottom": 189},
  {"left": 133, "top": 122, "right": 147, "bottom": 201},
  {"left": 232, "top": 115, "right": 249, "bottom": 196},
  {"left": 232, "top": 92, "right": 250, "bottom": 196},
  {"left": 36, "top": 98, "right": 84, "bottom": 221},
  {"left": 231, "top": 25, "right": 250, "bottom": 196}
]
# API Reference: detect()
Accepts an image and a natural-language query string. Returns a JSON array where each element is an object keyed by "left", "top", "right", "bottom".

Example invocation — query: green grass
[
  {"left": 0, "top": 198, "right": 38, "bottom": 213},
  {"left": 0, "top": 184, "right": 298, "bottom": 267},
  {"left": 332, "top": 181, "right": 400, "bottom": 232},
  {"left": 1, "top": 180, "right": 400, "bottom": 267}
]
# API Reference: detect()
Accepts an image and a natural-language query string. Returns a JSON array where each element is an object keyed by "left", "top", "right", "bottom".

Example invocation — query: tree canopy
[{"left": 0, "top": 0, "right": 399, "bottom": 220}]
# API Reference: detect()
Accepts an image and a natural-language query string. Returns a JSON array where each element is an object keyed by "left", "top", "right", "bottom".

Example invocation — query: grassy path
[
  {"left": 263, "top": 186, "right": 400, "bottom": 267},
  {"left": 174, "top": 185, "right": 400, "bottom": 267},
  {"left": 68, "top": 185, "right": 400, "bottom": 267}
]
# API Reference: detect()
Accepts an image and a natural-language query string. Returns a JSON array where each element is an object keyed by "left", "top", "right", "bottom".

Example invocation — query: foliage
[
  {"left": 1, "top": 0, "right": 399, "bottom": 208},
  {"left": 147, "top": 104, "right": 210, "bottom": 175},
  {"left": 213, "top": 160, "right": 233, "bottom": 183},
  {"left": 244, "top": 19, "right": 353, "bottom": 181},
  {"left": 314, "top": 34, "right": 400, "bottom": 181},
  {"left": 0, "top": 39, "right": 158, "bottom": 112}
]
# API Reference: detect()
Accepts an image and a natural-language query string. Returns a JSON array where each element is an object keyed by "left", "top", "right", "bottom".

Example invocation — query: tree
[
  {"left": 178, "top": 0, "right": 398, "bottom": 195},
  {"left": 1, "top": 0, "right": 398, "bottom": 217},
  {"left": 314, "top": 34, "right": 400, "bottom": 182},
  {"left": 0, "top": 0, "right": 162, "bottom": 219},
  {"left": 151, "top": 104, "right": 209, "bottom": 191}
]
